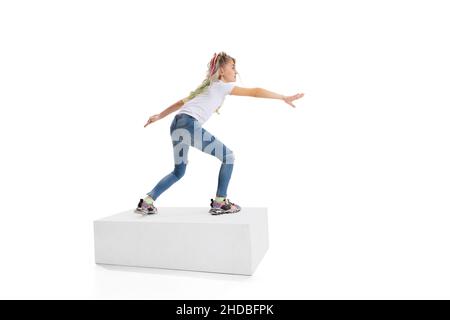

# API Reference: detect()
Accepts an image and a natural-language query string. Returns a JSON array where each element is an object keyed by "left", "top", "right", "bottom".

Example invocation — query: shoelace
[
  {"left": 211, "top": 198, "right": 237, "bottom": 207},
  {"left": 224, "top": 199, "right": 237, "bottom": 206},
  {"left": 144, "top": 201, "right": 155, "bottom": 209},
  {"left": 211, "top": 199, "right": 231, "bottom": 205}
]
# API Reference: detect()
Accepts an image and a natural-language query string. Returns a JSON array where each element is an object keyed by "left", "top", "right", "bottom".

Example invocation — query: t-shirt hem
[{"left": 177, "top": 111, "right": 203, "bottom": 124}]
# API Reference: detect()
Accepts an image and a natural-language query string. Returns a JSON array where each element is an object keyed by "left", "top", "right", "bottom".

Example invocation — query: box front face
[{"left": 94, "top": 220, "right": 253, "bottom": 275}]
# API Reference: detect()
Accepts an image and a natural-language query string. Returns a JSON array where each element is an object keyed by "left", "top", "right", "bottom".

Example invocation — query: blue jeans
[{"left": 147, "top": 113, "right": 235, "bottom": 200}]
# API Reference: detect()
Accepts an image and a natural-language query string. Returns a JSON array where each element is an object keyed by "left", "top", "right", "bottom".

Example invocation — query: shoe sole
[
  {"left": 209, "top": 208, "right": 241, "bottom": 215},
  {"left": 135, "top": 208, "right": 157, "bottom": 215},
  {"left": 135, "top": 207, "right": 157, "bottom": 215}
]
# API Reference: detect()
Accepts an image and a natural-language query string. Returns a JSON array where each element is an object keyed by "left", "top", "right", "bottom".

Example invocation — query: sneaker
[
  {"left": 135, "top": 198, "right": 158, "bottom": 215},
  {"left": 209, "top": 198, "right": 241, "bottom": 215}
]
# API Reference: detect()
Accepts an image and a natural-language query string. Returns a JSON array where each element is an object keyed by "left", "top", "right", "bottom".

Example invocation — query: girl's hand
[
  {"left": 144, "top": 114, "right": 161, "bottom": 128},
  {"left": 283, "top": 93, "right": 304, "bottom": 108}
]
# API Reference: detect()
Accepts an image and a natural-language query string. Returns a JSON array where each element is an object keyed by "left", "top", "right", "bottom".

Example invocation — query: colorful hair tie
[{"left": 209, "top": 53, "right": 219, "bottom": 78}]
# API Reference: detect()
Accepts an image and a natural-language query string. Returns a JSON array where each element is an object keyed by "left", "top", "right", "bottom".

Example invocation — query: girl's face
[{"left": 219, "top": 59, "right": 237, "bottom": 82}]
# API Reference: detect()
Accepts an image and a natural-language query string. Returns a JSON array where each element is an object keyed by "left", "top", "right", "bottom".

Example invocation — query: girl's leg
[
  {"left": 216, "top": 155, "right": 234, "bottom": 197},
  {"left": 147, "top": 142, "right": 189, "bottom": 200},
  {"left": 191, "top": 125, "right": 235, "bottom": 198}
]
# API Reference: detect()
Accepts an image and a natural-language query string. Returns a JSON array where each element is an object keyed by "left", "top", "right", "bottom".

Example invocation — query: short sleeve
[{"left": 220, "top": 81, "right": 235, "bottom": 96}]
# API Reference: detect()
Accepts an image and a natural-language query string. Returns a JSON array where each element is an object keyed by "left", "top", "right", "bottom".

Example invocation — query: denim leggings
[{"left": 147, "top": 113, "right": 235, "bottom": 200}]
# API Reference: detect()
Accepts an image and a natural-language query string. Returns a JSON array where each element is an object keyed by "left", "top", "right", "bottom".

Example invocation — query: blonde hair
[{"left": 182, "top": 51, "right": 236, "bottom": 114}]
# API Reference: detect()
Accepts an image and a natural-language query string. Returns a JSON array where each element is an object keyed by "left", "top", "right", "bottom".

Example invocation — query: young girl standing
[{"left": 136, "top": 51, "right": 304, "bottom": 215}]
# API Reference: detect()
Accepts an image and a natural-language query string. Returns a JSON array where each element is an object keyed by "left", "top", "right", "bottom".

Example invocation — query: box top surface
[{"left": 95, "top": 207, "right": 268, "bottom": 224}]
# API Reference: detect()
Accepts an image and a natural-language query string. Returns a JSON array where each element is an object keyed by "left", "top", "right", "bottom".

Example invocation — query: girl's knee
[
  {"left": 173, "top": 164, "right": 187, "bottom": 179},
  {"left": 224, "top": 151, "right": 235, "bottom": 164}
]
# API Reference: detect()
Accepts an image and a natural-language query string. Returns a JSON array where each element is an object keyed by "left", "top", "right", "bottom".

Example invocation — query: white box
[{"left": 94, "top": 207, "right": 269, "bottom": 275}]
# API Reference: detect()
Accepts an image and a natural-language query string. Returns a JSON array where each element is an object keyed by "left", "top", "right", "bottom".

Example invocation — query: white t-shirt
[{"left": 176, "top": 80, "right": 235, "bottom": 125}]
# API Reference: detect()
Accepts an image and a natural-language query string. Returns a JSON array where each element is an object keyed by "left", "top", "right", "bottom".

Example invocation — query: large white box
[{"left": 94, "top": 207, "right": 269, "bottom": 275}]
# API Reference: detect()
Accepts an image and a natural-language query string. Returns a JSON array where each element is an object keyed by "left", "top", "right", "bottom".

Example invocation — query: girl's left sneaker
[
  {"left": 209, "top": 198, "right": 241, "bottom": 215},
  {"left": 135, "top": 198, "right": 158, "bottom": 215}
]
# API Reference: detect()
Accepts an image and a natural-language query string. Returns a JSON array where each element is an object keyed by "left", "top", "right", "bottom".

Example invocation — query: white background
[{"left": 1, "top": 0, "right": 449, "bottom": 299}]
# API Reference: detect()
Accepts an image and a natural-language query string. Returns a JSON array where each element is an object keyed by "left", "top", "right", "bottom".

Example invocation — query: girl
[{"left": 136, "top": 51, "right": 304, "bottom": 215}]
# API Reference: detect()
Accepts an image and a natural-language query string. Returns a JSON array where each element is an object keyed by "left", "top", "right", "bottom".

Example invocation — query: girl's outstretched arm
[
  {"left": 231, "top": 86, "right": 304, "bottom": 108},
  {"left": 144, "top": 98, "right": 187, "bottom": 128}
]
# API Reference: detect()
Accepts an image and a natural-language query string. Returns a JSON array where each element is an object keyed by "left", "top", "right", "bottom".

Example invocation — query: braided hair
[{"left": 182, "top": 51, "right": 236, "bottom": 114}]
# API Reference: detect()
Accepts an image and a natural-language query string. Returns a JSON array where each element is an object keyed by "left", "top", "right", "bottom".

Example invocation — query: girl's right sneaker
[
  {"left": 135, "top": 198, "right": 158, "bottom": 215},
  {"left": 209, "top": 198, "right": 241, "bottom": 215}
]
